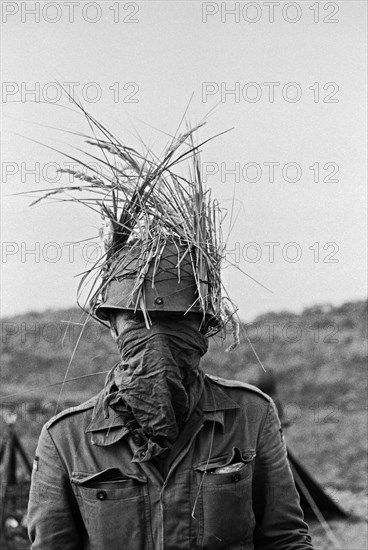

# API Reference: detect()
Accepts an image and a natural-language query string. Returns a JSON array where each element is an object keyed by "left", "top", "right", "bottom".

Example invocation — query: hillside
[
  {"left": 0, "top": 300, "right": 367, "bottom": 548},
  {"left": 1, "top": 300, "right": 366, "bottom": 407},
  {"left": 1, "top": 299, "right": 366, "bottom": 485}
]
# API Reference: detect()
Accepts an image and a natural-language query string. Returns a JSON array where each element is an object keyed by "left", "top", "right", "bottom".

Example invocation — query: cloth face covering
[{"left": 104, "top": 318, "right": 208, "bottom": 461}]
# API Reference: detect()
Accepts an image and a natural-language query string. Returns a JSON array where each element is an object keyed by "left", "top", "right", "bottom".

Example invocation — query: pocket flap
[
  {"left": 195, "top": 447, "right": 256, "bottom": 472},
  {"left": 71, "top": 468, "right": 146, "bottom": 485}
]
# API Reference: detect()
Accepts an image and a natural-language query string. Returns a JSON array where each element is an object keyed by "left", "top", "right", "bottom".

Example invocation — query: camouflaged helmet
[
  {"left": 93, "top": 238, "right": 221, "bottom": 334},
  {"left": 28, "top": 110, "right": 238, "bottom": 342}
]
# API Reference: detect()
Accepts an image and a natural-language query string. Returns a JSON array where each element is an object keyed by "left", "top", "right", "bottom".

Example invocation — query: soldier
[{"left": 27, "top": 120, "right": 313, "bottom": 549}]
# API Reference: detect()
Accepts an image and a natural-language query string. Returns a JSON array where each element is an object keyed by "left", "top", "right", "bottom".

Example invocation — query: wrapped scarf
[{"left": 103, "top": 319, "right": 208, "bottom": 461}]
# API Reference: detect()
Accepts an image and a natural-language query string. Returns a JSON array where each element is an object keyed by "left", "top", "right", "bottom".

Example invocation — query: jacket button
[
  {"left": 133, "top": 433, "right": 143, "bottom": 446},
  {"left": 232, "top": 473, "right": 241, "bottom": 483},
  {"left": 96, "top": 490, "right": 107, "bottom": 500}
]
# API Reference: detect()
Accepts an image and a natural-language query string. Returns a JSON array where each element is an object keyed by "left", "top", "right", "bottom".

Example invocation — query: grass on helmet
[{"left": 24, "top": 99, "right": 238, "bottom": 338}]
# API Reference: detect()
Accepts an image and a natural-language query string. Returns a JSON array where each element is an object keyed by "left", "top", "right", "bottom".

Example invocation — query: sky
[{"left": 1, "top": 0, "right": 367, "bottom": 322}]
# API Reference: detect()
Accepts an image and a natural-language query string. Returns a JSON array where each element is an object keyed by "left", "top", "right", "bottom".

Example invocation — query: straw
[{"left": 25, "top": 104, "right": 237, "bottom": 340}]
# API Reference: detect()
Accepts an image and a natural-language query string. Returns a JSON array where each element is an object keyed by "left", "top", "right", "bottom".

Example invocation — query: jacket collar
[
  {"left": 85, "top": 374, "right": 239, "bottom": 443},
  {"left": 201, "top": 376, "right": 240, "bottom": 429},
  {"left": 85, "top": 389, "right": 126, "bottom": 433},
  {"left": 202, "top": 376, "right": 240, "bottom": 413}
]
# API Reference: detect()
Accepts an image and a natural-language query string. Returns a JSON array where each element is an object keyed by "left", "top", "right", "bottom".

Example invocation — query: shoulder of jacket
[
  {"left": 206, "top": 374, "right": 272, "bottom": 402},
  {"left": 45, "top": 394, "right": 99, "bottom": 430}
]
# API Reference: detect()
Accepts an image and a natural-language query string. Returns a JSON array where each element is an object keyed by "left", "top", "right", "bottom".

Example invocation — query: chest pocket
[
  {"left": 71, "top": 468, "right": 151, "bottom": 550},
  {"left": 194, "top": 448, "right": 256, "bottom": 550}
]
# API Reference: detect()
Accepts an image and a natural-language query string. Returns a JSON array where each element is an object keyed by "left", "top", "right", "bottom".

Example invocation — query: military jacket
[{"left": 27, "top": 375, "right": 313, "bottom": 550}]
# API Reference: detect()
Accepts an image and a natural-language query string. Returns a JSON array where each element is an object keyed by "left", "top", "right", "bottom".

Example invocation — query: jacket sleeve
[
  {"left": 27, "top": 424, "right": 84, "bottom": 550},
  {"left": 252, "top": 399, "right": 314, "bottom": 549}
]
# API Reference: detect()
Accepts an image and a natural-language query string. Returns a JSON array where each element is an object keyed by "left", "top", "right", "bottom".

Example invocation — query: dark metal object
[{"left": 0, "top": 419, "right": 32, "bottom": 550}]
